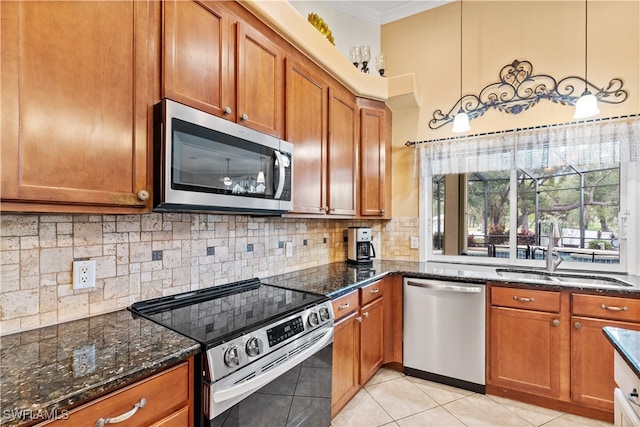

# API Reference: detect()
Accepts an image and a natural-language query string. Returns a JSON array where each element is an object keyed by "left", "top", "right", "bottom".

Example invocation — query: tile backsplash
[{"left": 0, "top": 213, "right": 418, "bottom": 335}]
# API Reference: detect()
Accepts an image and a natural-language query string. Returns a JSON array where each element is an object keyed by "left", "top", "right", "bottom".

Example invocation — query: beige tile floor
[{"left": 332, "top": 368, "right": 614, "bottom": 427}]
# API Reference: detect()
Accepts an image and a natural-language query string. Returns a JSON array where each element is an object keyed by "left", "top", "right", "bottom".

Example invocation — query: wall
[
  {"left": 0, "top": 214, "right": 418, "bottom": 335},
  {"left": 288, "top": 1, "right": 382, "bottom": 72},
  {"left": 382, "top": 0, "right": 640, "bottom": 216}
]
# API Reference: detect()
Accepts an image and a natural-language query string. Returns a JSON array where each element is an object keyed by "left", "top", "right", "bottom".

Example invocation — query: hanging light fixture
[
  {"left": 452, "top": 0, "right": 470, "bottom": 133},
  {"left": 574, "top": 0, "right": 600, "bottom": 119}
]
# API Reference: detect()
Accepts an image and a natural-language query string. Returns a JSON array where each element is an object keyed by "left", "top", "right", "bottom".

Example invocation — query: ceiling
[{"left": 329, "top": 1, "right": 452, "bottom": 25}]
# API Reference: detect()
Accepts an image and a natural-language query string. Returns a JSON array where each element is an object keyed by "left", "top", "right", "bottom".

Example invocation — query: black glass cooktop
[{"left": 129, "top": 279, "right": 327, "bottom": 347}]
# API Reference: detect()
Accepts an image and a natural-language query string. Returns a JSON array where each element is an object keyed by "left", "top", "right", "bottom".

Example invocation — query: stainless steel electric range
[{"left": 130, "top": 278, "right": 334, "bottom": 427}]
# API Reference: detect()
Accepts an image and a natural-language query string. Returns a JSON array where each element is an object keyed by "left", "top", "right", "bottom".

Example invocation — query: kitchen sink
[{"left": 495, "top": 268, "right": 633, "bottom": 288}]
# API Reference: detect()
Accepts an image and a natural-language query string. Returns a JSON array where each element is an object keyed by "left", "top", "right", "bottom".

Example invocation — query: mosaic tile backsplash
[{"left": 0, "top": 213, "right": 418, "bottom": 335}]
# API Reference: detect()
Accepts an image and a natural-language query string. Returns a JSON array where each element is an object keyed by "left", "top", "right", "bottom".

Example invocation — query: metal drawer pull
[
  {"left": 513, "top": 296, "right": 535, "bottom": 302},
  {"left": 338, "top": 301, "right": 350, "bottom": 310},
  {"left": 356, "top": 316, "right": 363, "bottom": 323},
  {"left": 369, "top": 288, "right": 380, "bottom": 294},
  {"left": 601, "top": 304, "right": 627, "bottom": 312},
  {"left": 363, "top": 312, "right": 370, "bottom": 318},
  {"left": 95, "top": 398, "right": 146, "bottom": 427}
]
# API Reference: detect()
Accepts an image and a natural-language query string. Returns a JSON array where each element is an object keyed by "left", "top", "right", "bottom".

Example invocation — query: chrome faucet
[{"left": 546, "top": 222, "right": 563, "bottom": 273}]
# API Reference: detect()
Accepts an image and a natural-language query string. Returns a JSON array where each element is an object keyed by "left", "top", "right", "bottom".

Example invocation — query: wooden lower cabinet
[
  {"left": 359, "top": 295, "right": 385, "bottom": 386},
  {"left": 487, "top": 283, "right": 640, "bottom": 422},
  {"left": 489, "top": 306, "right": 562, "bottom": 398},
  {"left": 332, "top": 310, "right": 361, "bottom": 417},
  {"left": 38, "top": 359, "right": 194, "bottom": 427},
  {"left": 331, "top": 276, "right": 402, "bottom": 418}
]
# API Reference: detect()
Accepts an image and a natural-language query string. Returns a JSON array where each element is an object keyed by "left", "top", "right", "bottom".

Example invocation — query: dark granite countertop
[
  {"left": 603, "top": 327, "right": 640, "bottom": 379},
  {"left": 2, "top": 260, "right": 638, "bottom": 426},
  {"left": 0, "top": 310, "right": 200, "bottom": 427},
  {"left": 263, "top": 260, "right": 640, "bottom": 298}
]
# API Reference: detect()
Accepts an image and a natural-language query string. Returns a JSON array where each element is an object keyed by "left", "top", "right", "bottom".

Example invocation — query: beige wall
[{"left": 383, "top": 0, "right": 640, "bottom": 216}]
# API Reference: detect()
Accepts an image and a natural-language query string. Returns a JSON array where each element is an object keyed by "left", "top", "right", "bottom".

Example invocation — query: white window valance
[{"left": 417, "top": 117, "right": 639, "bottom": 176}]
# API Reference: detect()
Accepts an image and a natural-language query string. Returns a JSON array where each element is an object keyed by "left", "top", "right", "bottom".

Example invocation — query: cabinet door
[
  {"left": 163, "top": 0, "right": 234, "bottom": 120},
  {"left": 571, "top": 316, "right": 640, "bottom": 411},
  {"left": 1, "top": 1, "right": 155, "bottom": 213},
  {"left": 285, "top": 58, "right": 328, "bottom": 215},
  {"left": 332, "top": 311, "right": 360, "bottom": 417},
  {"left": 360, "top": 297, "right": 384, "bottom": 385},
  {"left": 236, "top": 22, "right": 284, "bottom": 137},
  {"left": 327, "top": 86, "right": 357, "bottom": 216},
  {"left": 488, "top": 306, "right": 562, "bottom": 398},
  {"left": 359, "top": 106, "right": 386, "bottom": 217}
]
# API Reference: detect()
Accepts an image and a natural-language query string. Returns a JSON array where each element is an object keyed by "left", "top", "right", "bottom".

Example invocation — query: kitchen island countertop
[{"left": 603, "top": 326, "right": 640, "bottom": 379}]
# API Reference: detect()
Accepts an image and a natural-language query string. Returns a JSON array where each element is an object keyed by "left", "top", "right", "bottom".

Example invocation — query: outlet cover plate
[
  {"left": 73, "top": 344, "right": 96, "bottom": 378},
  {"left": 73, "top": 260, "right": 96, "bottom": 290}
]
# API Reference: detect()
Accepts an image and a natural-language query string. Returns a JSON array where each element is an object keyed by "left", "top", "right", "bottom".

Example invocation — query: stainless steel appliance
[
  {"left": 403, "top": 277, "right": 486, "bottom": 393},
  {"left": 130, "top": 279, "right": 333, "bottom": 426},
  {"left": 347, "top": 227, "right": 376, "bottom": 264},
  {"left": 154, "top": 99, "right": 293, "bottom": 214}
]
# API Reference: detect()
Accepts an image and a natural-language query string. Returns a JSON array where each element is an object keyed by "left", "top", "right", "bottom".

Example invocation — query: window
[{"left": 418, "top": 118, "right": 639, "bottom": 273}]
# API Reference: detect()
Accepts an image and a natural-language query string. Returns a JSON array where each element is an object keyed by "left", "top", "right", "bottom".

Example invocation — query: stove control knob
[
  {"left": 245, "top": 337, "right": 262, "bottom": 357},
  {"left": 308, "top": 311, "right": 319, "bottom": 327},
  {"left": 319, "top": 307, "right": 330, "bottom": 322},
  {"left": 224, "top": 346, "right": 241, "bottom": 367}
]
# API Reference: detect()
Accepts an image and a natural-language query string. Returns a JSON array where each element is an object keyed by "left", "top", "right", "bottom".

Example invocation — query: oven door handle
[{"left": 212, "top": 328, "right": 333, "bottom": 404}]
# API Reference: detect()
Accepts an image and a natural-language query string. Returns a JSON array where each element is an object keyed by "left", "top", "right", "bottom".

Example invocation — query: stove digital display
[{"left": 267, "top": 316, "right": 304, "bottom": 347}]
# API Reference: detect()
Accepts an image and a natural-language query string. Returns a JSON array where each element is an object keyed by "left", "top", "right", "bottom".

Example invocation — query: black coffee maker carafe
[{"left": 347, "top": 227, "right": 376, "bottom": 264}]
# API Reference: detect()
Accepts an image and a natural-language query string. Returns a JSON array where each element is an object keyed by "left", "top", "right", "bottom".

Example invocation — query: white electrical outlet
[
  {"left": 410, "top": 236, "right": 420, "bottom": 249},
  {"left": 73, "top": 344, "right": 96, "bottom": 378},
  {"left": 285, "top": 242, "right": 293, "bottom": 258},
  {"left": 73, "top": 260, "right": 96, "bottom": 290}
]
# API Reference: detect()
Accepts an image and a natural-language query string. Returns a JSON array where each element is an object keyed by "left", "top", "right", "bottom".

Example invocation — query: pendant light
[
  {"left": 574, "top": 0, "right": 600, "bottom": 119},
  {"left": 452, "top": 0, "right": 470, "bottom": 133}
]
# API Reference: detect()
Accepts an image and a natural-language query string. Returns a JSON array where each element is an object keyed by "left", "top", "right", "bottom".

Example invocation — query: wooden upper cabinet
[
  {"left": 236, "top": 22, "right": 284, "bottom": 138},
  {"left": 162, "top": 0, "right": 234, "bottom": 120},
  {"left": 162, "top": 1, "right": 283, "bottom": 138},
  {"left": 285, "top": 58, "right": 328, "bottom": 215},
  {"left": 1, "top": 1, "right": 156, "bottom": 213},
  {"left": 358, "top": 101, "right": 388, "bottom": 217},
  {"left": 327, "top": 86, "right": 358, "bottom": 216}
]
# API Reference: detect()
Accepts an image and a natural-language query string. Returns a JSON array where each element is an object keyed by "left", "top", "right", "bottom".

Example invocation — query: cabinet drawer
[
  {"left": 360, "top": 280, "right": 384, "bottom": 306},
  {"left": 42, "top": 362, "right": 190, "bottom": 427},
  {"left": 490, "top": 286, "right": 560, "bottom": 312},
  {"left": 572, "top": 293, "right": 640, "bottom": 322},
  {"left": 332, "top": 291, "right": 360, "bottom": 321}
]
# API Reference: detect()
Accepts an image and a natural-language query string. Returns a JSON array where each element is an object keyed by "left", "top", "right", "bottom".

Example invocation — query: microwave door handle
[{"left": 273, "top": 151, "right": 285, "bottom": 199}]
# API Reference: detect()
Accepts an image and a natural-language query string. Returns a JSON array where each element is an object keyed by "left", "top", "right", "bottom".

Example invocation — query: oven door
[{"left": 206, "top": 329, "right": 333, "bottom": 427}]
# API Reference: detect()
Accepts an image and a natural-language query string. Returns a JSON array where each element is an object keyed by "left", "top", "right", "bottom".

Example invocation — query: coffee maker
[{"left": 347, "top": 227, "right": 376, "bottom": 264}]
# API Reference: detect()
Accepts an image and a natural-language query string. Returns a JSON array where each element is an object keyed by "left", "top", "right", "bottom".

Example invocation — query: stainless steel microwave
[{"left": 154, "top": 99, "right": 293, "bottom": 214}]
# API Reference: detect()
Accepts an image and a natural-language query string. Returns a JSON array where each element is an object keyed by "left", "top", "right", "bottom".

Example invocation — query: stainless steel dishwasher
[{"left": 403, "top": 277, "right": 486, "bottom": 393}]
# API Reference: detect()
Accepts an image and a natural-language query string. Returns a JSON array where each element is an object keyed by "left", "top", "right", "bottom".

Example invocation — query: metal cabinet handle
[
  {"left": 95, "top": 398, "right": 146, "bottom": 427},
  {"left": 356, "top": 316, "right": 363, "bottom": 323},
  {"left": 380, "top": 209, "right": 385, "bottom": 214},
  {"left": 223, "top": 106, "right": 232, "bottom": 115},
  {"left": 369, "top": 288, "right": 380, "bottom": 294},
  {"left": 513, "top": 296, "right": 535, "bottom": 302},
  {"left": 137, "top": 190, "right": 149, "bottom": 201},
  {"left": 363, "top": 312, "right": 369, "bottom": 318},
  {"left": 601, "top": 304, "right": 627, "bottom": 312},
  {"left": 241, "top": 113, "right": 249, "bottom": 121},
  {"left": 338, "top": 301, "right": 350, "bottom": 310},
  {"left": 574, "top": 322, "right": 582, "bottom": 329},
  {"left": 552, "top": 319, "right": 560, "bottom": 327}
]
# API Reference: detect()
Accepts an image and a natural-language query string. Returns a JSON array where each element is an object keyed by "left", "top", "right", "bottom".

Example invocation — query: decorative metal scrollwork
[{"left": 429, "top": 59, "right": 628, "bottom": 130}]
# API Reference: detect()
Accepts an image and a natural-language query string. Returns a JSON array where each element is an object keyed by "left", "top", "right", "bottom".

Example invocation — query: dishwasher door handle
[{"left": 405, "top": 280, "right": 483, "bottom": 293}]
